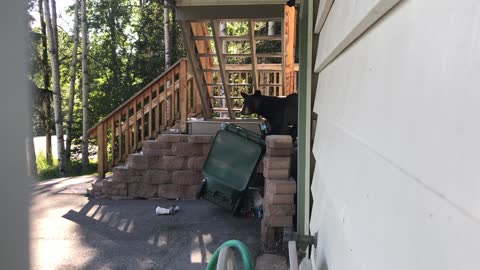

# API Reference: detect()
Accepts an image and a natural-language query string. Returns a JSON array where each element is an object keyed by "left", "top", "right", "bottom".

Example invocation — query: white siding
[{"left": 310, "top": 0, "right": 480, "bottom": 269}]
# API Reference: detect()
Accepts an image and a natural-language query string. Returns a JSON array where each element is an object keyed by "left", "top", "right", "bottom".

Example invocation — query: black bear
[{"left": 240, "top": 90, "right": 298, "bottom": 137}]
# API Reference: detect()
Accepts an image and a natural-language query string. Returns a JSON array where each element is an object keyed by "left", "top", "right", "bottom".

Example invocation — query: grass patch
[{"left": 36, "top": 150, "right": 98, "bottom": 181}]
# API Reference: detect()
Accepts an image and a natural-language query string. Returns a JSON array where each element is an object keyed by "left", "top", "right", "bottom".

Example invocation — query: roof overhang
[{"left": 175, "top": 0, "right": 301, "bottom": 20}]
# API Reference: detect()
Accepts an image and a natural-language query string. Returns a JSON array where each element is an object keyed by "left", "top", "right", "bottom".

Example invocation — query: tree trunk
[
  {"left": 38, "top": 0, "right": 53, "bottom": 165},
  {"left": 27, "top": 86, "right": 38, "bottom": 178},
  {"left": 81, "top": 0, "right": 89, "bottom": 170},
  {"left": 164, "top": 0, "right": 171, "bottom": 68},
  {"left": 66, "top": 0, "right": 80, "bottom": 161},
  {"left": 43, "top": 0, "right": 66, "bottom": 176},
  {"left": 268, "top": 21, "right": 275, "bottom": 35}
]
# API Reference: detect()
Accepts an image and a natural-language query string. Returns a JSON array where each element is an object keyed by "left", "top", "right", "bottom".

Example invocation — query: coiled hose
[{"left": 205, "top": 240, "right": 253, "bottom": 270}]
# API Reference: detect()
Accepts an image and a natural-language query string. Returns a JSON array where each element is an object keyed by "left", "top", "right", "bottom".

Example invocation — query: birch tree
[
  {"left": 38, "top": 0, "right": 53, "bottom": 165},
  {"left": 81, "top": 0, "right": 89, "bottom": 170},
  {"left": 164, "top": 0, "right": 171, "bottom": 68},
  {"left": 43, "top": 0, "right": 66, "bottom": 176},
  {"left": 66, "top": 0, "right": 80, "bottom": 161}
]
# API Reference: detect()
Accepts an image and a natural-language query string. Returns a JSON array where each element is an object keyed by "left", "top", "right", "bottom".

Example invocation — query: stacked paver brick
[
  {"left": 99, "top": 134, "right": 213, "bottom": 199},
  {"left": 261, "top": 135, "right": 296, "bottom": 243}
]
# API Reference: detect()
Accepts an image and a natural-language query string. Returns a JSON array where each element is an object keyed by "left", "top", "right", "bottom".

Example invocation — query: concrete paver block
[
  {"left": 142, "top": 140, "right": 172, "bottom": 149},
  {"left": 172, "top": 143, "right": 204, "bottom": 156},
  {"left": 263, "top": 157, "right": 291, "bottom": 170},
  {"left": 143, "top": 170, "right": 172, "bottom": 184},
  {"left": 143, "top": 148, "right": 173, "bottom": 156},
  {"left": 187, "top": 135, "right": 214, "bottom": 143},
  {"left": 263, "top": 169, "right": 290, "bottom": 179},
  {"left": 265, "top": 135, "right": 292, "bottom": 149},
  {"left": 265, "top": 147, "right": 292, "bottom": 157},
  {"left": 263, "top": 215, "right": 293, "bottom": 227},
  {"left": 102, "top": 179, "right": 127, "bottom": 196},
  {"left": 187, "top": 157, "right": 207, "bottom": 171},
  {"left": 157, "top": 134, "right": 188, "bottom": 142},
  {"left": 264, "top": 204, "right": 296, "bottom": 216},
  {"left": 172, "top": 170, "right": 203, "bottom": 185},
  {"left": 264, "top": 192, "right": 294, "bottom": 204},
  {"left": 128, "top": 183, "right": 158, "bottom": 198},
  {"left": 127, "top": 153, "right": 148, "bottom": 170},
  {"left": 265, "top": 178, "right": 296, "bottom": 194}
]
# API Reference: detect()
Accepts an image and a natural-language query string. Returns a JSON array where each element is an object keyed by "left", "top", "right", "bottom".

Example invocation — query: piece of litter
[{"left": 155, "top": 205, "right": 180, "bottom": 215}]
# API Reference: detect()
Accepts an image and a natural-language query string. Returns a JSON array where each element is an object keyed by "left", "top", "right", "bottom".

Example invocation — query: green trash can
[{"left": 201, "top": 123, "right": 265, "bottom": 214}]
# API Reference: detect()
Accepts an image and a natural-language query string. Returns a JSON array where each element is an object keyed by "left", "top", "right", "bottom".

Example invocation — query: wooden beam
[
  {"left": 147, "top": 90, "right": 152, "bottom": 138},
  {"left": 200, "top": 63, "right": 296, "bottom": 72},
  {"left": 212, "top": 19, "right": 236, "bottom": 119},
  {"left": 180, "top": 60, "right": 188, "bottom": 133},
  {"left": 133, "top": 100, "right": 138, "bottom": 151},
  {"left": 97, "top": 122, "right": 106, "bottom": 180},
  {"left": 110, "top": 119, "right": 115, "bottom": 166},
  {"left": 117, "top": 114, "right": 122, "bottom": 162},
  {"left": 176, "top": 5, "right": 284, "bottom": 20},
  {"left": 281, "top": 15, "right": 286, "bottom": 96},
  {"left": 180, "top": 21, "right": 212, "bottom": 118},
  {"left": 285, "top": 5, "right": 296, "bottom": 95},
  {"left": 125, "top": 108, "right": 130, "bottom": 155},
  {"left": 248, "top": 19, "right": 259, "bottom": 92},
  {"left": 193, "top": 35, "right": 283, "bottom": 41}
]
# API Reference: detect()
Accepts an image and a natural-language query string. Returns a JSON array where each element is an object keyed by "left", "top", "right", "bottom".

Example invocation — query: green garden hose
[{"left": 206, "top": 240, "right": 253, "bottom": 270}]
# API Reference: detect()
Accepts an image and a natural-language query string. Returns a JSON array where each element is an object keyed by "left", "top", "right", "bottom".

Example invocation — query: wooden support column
[
  {"left": 285, "top": 5, "right": 296, "bottom": 95},
  {"left": 180, "top": 20, "right": 212, "bottom": 118},
  {"left": 118, "top": 114, "right": 122, "bottom": 162},
  {"left": 97, "top": 123, "right": 106, "bottom": 180},
  {"left": 147, "top": 90, "right": 152, "bottom": 139},
  {"left": 125, "top": 108, "right": 130, "bottom": 156},
  {"left": 141, "top": 93, "right": 145, "bottom": 141},
  {"left": 248, "top": 19, "right": 259, "bottom": 92},
  {"left": 180, "top": 60, "right": 188, "bottom": 133},
  {"left": 110, "top": 119, "right": 115, "bottom": 167},
  {"left": 133, "top": 100, "right": 138, "bottom": 151},
  {"left": 169, "top": 70, "right": 175, "bottom": 126},
  {"left": 154, "top": 86, "right": 160, "bottom": 134},
  {"left": 281, "top": 16, "right": 287, "bottom": 96},
  {"left": 211, "top": 19, "right": 235, "bottom": 119}
]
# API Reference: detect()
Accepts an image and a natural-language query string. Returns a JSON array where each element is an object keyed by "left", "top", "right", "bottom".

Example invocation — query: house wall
[{"left": 309, "top": 0, "right": 480, "bottom": 269}]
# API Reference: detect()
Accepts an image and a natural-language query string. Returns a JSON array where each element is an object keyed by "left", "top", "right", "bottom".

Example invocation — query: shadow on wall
[{"left": 61, "top": 198, "right": 260, "bottom": 269}]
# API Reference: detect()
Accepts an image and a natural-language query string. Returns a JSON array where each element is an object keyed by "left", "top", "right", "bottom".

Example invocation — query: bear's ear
[
  {"left": 254, "top": 90, "right": 262, "bottom": 96},
  {"left": 241, "top": 92, "right": 249, "bottom": 99}
]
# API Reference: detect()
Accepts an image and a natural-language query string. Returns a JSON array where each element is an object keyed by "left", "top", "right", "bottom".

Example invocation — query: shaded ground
[{"left": 31, "top": 176, "right": 261, "bottom": 270}]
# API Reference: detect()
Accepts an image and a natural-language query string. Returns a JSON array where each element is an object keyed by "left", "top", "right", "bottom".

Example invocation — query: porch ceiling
[
  {"left": 176, "top": 0, "right": 298, "bottom": 7},
  {"left": 176, "top": 4, "right": 285, "bottom": 20}
]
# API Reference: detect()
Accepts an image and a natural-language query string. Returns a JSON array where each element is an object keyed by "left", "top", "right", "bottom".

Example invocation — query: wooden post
[
  {"left": 169, "top": 70, "right": 175, "bottom": 126},
  {"left": 133, "top": 100, "right": 138, "bottom": 151},
  {"left": 97, "top": 123, "right": 106, "bottom": 180},
  {"left": 248, "top": 19, "right": 259, "bottom": 92},
  {"left": 110, "top": 118, "right": 114, "bottom": 167},
  {"left": 141, "top": 93, "right": 145, "bottom": 142},
  {"left": 147, "top": 90, "right": 152, "bottom": 139},
  {"left": 155, "top": 86, "right": 161, "bottom": 134},
  {"left": 180, "top": 60, "right": 188, "bottom": 133},
  {"left": 118, "top": 114, "right": 122, "bottom": 162},
  {"left": 285, "top": 6, "right": 296, "bottom": 95},
  {"left": 125, "top": 107, "right": 130, "bottom": 156}
]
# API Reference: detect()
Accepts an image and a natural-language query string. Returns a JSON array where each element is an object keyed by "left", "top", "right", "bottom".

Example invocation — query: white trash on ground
[{"left": 155, "top": 205, "right": 180, "bottom": 215}]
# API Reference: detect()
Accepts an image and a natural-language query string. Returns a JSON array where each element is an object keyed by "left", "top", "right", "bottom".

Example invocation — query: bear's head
[{"left": 240, "top": 90, "right": 262, "bottom": 115}]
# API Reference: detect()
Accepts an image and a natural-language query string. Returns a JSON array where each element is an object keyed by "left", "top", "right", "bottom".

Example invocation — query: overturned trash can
[{"left": 201, "top": 123, "right": 265, "bottom": 214}]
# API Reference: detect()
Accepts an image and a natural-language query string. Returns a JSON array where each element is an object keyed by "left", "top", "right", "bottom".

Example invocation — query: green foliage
[{"left": 36, "top": 150, "right": 98, "bottom": 180}]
